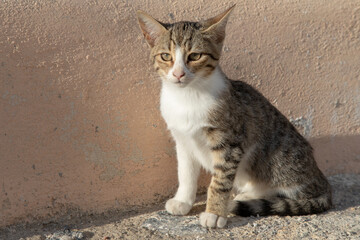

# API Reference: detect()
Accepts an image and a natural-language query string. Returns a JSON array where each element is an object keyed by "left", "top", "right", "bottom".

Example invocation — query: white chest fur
[
  {"left": 160, "top": 69, "right": 226, "bottom": 171},
  {"left": 160, "top": 87, "right": 214, "bottom": 134},
  {"left": 160, "top": 69, "right": 225, "bottom": 134}
]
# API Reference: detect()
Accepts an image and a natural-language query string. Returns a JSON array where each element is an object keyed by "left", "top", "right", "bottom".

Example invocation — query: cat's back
[
  {"left": 213, "top": 78, "right": 289, "bottom": 128},
  {"left": 228, "top": 79, "right": 274, "bottom": 110},
  {"left": 212, "top": 78, "right": 314, "bottom": 160}
]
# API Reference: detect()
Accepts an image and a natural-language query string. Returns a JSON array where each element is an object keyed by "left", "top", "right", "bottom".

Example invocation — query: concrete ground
[{"left": 1, "top": 174, "right": 359, "bottom": 240}]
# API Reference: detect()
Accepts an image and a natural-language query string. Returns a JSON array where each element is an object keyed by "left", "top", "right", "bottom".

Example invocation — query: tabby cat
[{"left": 136, "top": 5, "right": 332, "bottom": 228}]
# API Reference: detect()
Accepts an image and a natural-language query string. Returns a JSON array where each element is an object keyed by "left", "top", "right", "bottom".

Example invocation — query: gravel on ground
[{"left": 1, "top": 174, "right": 359, "bottom": 240}]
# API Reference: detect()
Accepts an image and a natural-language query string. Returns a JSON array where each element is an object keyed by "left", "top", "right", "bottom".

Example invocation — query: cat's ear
[
  {"left": 201, "top": 5, "right": 235, "bottom": 44},
  {"left": 136, "top": 10, "right": 167, "bottom": 48}
]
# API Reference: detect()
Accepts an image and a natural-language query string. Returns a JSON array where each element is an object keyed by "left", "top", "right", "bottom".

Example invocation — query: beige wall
[{"left": 1, "top": 0, "right": 359, "bottom": 227}]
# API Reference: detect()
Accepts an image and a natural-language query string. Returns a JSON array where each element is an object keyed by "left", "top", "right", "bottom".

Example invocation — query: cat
[{"left": 136, "top": 5, "right": 332, "bottom": 228}]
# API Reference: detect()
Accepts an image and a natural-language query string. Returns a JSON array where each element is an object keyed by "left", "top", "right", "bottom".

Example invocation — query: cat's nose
[{"left": 173, "top": 70, "right": 185, "bottom": 80}]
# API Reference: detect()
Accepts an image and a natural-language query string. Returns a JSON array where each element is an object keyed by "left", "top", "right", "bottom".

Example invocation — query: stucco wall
[{"left": 0, "top": 0, "right": 359, "bottom": 227}]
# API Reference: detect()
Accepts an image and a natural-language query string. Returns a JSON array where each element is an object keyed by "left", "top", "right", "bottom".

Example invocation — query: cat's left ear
[
  {"left": 136, "top": 10, "right": 167, "bottom": 48},
  {"left": 201, "top": 5, "right": 235, "bottom": 44}
]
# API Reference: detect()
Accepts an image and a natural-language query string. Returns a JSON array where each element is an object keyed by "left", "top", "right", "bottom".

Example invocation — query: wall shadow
[{"left": 309, "top": 135, "right": 360, "bottom": 176}]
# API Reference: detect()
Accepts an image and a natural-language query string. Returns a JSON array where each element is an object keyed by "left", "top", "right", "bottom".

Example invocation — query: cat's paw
[
  {"left": 199, "top": 212, "right": 227, "bottom": 228},
  {"left": 165, "top": 199, "right": 192, "bottom": 215}
]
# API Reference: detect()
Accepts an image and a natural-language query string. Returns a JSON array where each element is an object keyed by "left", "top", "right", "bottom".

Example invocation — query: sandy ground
[{"left": 1, "top": 174, "right": 359, "bottom": 240}]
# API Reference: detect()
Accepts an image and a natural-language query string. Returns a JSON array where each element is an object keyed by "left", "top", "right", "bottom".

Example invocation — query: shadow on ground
[{"left": 2, "top": 174, "right": 359, "bottom": 239}]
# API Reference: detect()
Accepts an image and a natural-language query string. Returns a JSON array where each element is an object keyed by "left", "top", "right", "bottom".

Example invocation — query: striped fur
[
  {"left": 137, "top": 5, "right": 332, "bottom": 228},
  {"left": 231, "top": 194, "right": 332, "bottom": 217}
]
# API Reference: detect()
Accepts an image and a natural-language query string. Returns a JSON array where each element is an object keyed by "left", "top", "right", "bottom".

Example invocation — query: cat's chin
[
  {"left": 162, "top": 79, "right": 191, "bottom": 88},
  {"left": 173, "top": 81, "right": 188, "bottom": 88}
]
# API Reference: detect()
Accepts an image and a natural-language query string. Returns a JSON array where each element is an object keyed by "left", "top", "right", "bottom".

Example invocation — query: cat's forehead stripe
[
  {"left": 169, "top": 28, "right": 176, "bottom": 48},
  {"left": 168, "top": 22, "right": 197, "bottom": 50}
]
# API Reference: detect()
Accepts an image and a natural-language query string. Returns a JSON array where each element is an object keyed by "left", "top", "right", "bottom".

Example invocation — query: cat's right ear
[{"left": 136, "top": 11, "right": 167, "bottom": 48}]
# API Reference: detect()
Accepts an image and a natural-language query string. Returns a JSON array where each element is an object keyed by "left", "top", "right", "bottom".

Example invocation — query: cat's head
[{"left": 136, "top": 6, "right": 234, "bottom": 88}]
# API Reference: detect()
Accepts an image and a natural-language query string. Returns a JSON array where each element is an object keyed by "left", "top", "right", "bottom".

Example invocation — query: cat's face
[{"left": 137, "top": 6, "right": 234, "bottom": 87}]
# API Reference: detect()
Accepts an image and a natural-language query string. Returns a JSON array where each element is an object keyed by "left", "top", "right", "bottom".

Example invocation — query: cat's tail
[{"left": 230, "top": 194, "right": 332, "bottom": 217}]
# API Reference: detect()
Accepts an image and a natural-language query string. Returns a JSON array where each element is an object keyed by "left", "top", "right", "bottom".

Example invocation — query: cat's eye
[
  {"left": 160, "top": 53, "right": 172, "bottom": 61},
  {"left": 188, "top": 53, "right": 202, "bottom": 61}
]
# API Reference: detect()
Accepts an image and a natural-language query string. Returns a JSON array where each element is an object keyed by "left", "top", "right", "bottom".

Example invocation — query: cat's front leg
[
  {"left": 200, "top": 148, "right": 238, "bottom": 228},
  {"left": 166, "top": 137, "right": 201, "bottom": 215}
]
